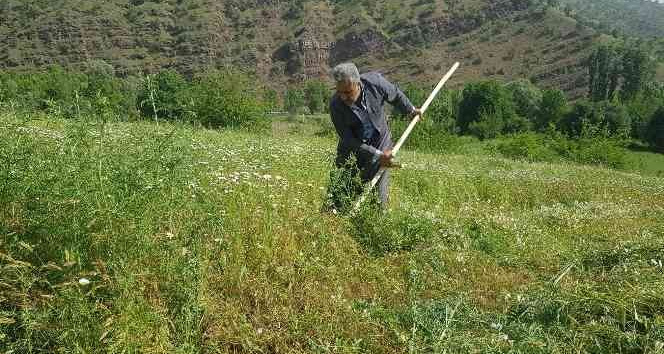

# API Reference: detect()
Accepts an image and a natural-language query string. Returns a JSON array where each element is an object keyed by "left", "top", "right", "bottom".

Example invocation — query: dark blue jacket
[{"left": 330, "top": 72, "right": 415, "bottom": 168}]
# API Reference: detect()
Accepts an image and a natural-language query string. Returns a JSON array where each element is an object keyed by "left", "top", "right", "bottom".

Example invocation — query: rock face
[
  {"left": 331, "top": 30, "right": 387, "bottom": 65},
  {"left": 289, "top": 38, "right": 334, "bottom": 80}
]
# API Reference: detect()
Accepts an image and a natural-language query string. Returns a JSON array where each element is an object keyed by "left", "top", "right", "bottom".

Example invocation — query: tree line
[{"left": 1, "top": 45, "right": 662, "bottom": 153}]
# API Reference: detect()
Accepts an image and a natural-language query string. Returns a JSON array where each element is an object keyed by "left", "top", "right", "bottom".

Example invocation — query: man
[{"left": 328, "top": 62, "right": 421, "bottom": 211}]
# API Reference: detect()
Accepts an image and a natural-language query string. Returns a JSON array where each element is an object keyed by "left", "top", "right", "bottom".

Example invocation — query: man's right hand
[{"left": 379, "top": 149, "right": 397, "bottom": 168}]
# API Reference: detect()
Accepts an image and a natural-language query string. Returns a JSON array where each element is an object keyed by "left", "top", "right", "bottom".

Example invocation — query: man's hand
[
  {"left": 410, "top": 108, "right": 423, "bottom": 119},
  {"left": 379, "top": 149, "right": 399, "bottom": 168}
]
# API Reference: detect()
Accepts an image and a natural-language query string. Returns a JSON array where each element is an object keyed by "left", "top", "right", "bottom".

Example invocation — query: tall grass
[{"left": 2, "top": 110, "right": 664, "bottom": 352}]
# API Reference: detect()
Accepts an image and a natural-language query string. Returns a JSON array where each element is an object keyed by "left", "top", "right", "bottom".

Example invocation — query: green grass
[
  {"left": 628, "top": 150, "right": 664, "bottom": 177},
  {"left": 1, "top": 111, "right": 664, "bottom": 353}
]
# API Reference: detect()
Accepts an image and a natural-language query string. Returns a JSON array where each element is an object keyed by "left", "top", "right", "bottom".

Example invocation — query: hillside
[
  {"left": 1, "top": 0, "right": 605, "bottom": 99},
  {"left": 2, "top": 112, "right": 664, "bottom": 352},
  {"left": 557, "top": 0, "right": 664, "bottom": 39}
]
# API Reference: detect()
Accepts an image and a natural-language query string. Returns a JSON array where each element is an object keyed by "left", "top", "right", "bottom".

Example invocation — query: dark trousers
[
  {"left": 363, "top": 159, "right": 390, "bottom": 208},
  {"left": 328, "top": 154, "right": 390, "bottom": 212}
]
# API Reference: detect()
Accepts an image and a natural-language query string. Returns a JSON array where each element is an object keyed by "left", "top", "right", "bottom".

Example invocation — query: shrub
[
  {"left": 284, "top": 87, "right": 306, "bottom": 114},
  {"left": 393, "top": 86, "right": 459, "bottom": 151},
  {"left": 599, "top": 100, "right": 631, "bottom": 138},
  {"left": 304, "top": 79, "right": 330, "bottom": 114},
  {"left": 552, "top": 135, "right": 632, "bottom": 169},
  {"left": 188, "top": 69, "right": 265, "bottom": 128},
  {"left": 560, "top": 100, "right": 631, "bottom": 139},
  {"left": 492, "top": 132, "right": 558, "bottom": 162},
  {"left": 137, "top": 70, "right": 189, "bottom": 121},
  {"left": 559, "top": 100, "right": 593, "bottom": 137},
  {"left": 647, "top": 106, "right": 664, "bottom": 152},
  {"left": 505, "top": 79, "right": 542, "bottom": 123},
  {"left": 459, "top": 81, "right": 519, "bottom": 139},
  {"left": 538, "top": 89, "right": 568, "bottom": 132},
  {"left": 83, "top": 62, "right": 133, "bottom": 120}
]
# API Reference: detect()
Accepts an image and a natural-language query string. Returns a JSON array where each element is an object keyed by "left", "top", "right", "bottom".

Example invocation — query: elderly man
[{"left": 328, "top": 62, "right": 421, "bottom": 211}]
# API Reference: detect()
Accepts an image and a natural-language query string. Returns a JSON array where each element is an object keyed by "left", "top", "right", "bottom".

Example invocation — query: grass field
[{"left": 1, "top": 111, "right": 664, "bottom": 353}]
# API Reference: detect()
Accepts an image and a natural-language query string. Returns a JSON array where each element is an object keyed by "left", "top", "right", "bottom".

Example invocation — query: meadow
[{"left": 1, "top": 110, "right": 664, "bottom": 353}]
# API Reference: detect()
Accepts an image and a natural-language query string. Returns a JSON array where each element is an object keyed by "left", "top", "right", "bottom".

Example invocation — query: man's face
[{"left": 336, "top": 80, "right": 361, "bottom": 106}]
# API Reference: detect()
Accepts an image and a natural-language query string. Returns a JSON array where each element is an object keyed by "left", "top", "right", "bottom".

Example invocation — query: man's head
[{"left": 331, "top": 63, "right": 361, "bottom": 106}]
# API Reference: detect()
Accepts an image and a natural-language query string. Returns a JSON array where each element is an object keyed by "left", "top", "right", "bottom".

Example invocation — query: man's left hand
[{"left": 410, "top": 108, "right": 423, "bottom": 119}]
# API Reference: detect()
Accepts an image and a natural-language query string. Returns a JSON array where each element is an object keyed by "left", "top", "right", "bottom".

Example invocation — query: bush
[
  {"left": 304, "top": 80, "right": 329, "bottom": 114},
  {"left": 188, "top": 69, "right": 265, "bottom": 128},
  {"left": 137, "top": 70, "right": 189, "bottom": 121},
  {"left": 599, "top": 100, "right": 631, "bottom": 138},
  {"left": 626, "top": 87, "right": 664, "bottom": 141},
  {"left": 83, "top": 62, "right": 134, "bottom": 120},
  {"left": 393, "top": 86, "right": 459, "bottom": 151},
  {"left": 560, "top": 100, "right": 631, "bottom": 139},
  {"left": 458, "top": 81, "right": 520, "bottom": 139},
  {"left": 538, "top": 89, "right": 568, "bottom": 131},
  {"left": 647, "top": 106, "right": 664, "bottom": 152},
  {"left": 284, "top": 87, "right": 306, "bottom": 114},
  {"left": 559, "top": 100, "right": 599, "bottom": 137},
  {"left": 552, "top": 135, "right": 632, "bottom": 169},
  {"left": 505, "top": 79, "right": 542, "bottom": 123},
  {"left": 0, "top": 64, "right": 134, "bottom": 120},
  {"left": 491, "top": 131, "right": 633, "bottom": 169},
  {"left": 468, "top": 110, "right": 504, "bottom": 139},
  {"left": 492, "top": 132, "right": 558, "bottom": 162}
]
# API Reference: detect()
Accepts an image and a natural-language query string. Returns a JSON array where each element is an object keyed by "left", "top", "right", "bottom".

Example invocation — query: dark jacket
[{"left": 330, "top": 72, "right": 415, "bottom": 170}]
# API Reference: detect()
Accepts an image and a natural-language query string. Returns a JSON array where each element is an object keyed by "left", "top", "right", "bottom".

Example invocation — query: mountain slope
[
  {"left": 558, "top": 0, "right": 664, "bottom": 39},
  {"left": 0, "top": 0, "right": 620, "bottom": 98}
]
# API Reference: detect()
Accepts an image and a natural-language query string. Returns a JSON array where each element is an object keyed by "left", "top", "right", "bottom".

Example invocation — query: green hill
[
  {"left": 2, "top": 111, "right": 664, "bottom": 352},
  {"left": 0, "top": 0, "right": 619, "bottom": 99},
  {"left": 557, "top": 0, "right": 664, "bottom": 39}
]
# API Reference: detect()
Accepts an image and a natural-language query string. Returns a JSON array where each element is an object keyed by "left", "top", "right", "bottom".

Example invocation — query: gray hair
[{"left": 331, "top": 63, "right": 360, "bottom": 83}]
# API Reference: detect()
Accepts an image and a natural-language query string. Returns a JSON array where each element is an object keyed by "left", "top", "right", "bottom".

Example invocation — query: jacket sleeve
[
  {"left": 330, "top": 101, "right": 382, "bottom": 167},
  {"left": 374, "top": 73, "right": 416, "bottom": 116}
]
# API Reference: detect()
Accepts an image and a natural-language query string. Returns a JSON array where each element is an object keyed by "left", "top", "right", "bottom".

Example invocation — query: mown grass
[{"left": 1, "top": 110, "right": 663, "bottom": 353}]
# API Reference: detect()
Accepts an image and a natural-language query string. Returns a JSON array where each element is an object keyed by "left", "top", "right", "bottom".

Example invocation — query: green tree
[
  {"left": 588, "top": 44, "right": 621, "bottom": 102},
  {"left": 137, "top": 69, "right": 188, "bottom": 121},
  {"left": 538, "top": 89, "right": 568, "bottom": 131},
  {"left": 189, "top": 69, "right": 265, "bottom": 128},
  {"left": 505, "top": 79, "right": 543, "bottom": 123},
  {"left": 458, "top": 81, "right": 518, "bottom": 139},
  {"left": 263, "top": 88, "right": 279, "bottom": 112},
  {"left": 599, "top": 101, "right": 631, "bottom": 138},
  {"left": 284, "top": 87, "right": 305, "bottom": 114},
  {"left": 83, "top": 60, "right": 132, "bottom": 119},
  {"left": 621, "top": 46, "right": 654, "bottom": 101},
  {"left": 304, "top": 80, "right": 329, "bottom": 114},
  {"left": 647, "top": 106, "right": 664, "bottom": 152},
  {"left": 559, "top": 100, "right": 600, "bottom": 137},
  {"left": 559, "top": 100, "right": 629, "bottom": 138}
]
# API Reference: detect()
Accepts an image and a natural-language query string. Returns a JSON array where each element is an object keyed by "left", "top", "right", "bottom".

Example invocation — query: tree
[
  {"left": 137, "top": 69, "right": 188, "bottom": 121},
  {"left": 458, "top": 81, "right": 519, "bottom": 139},
  {"left": 505, "top": 79, "right": 543, "bottom": 123},
  {"left": 599, "top": 101, "right": 631, "bottom": 138},
  {"left": 263, "top": 88, "right": 279, "bottom": 112},
  {"left": 188, "top": 69, "right": 265, "bottom": 128},
  {"left": 559, "top": 100, "right": 600, "bottom": 137},
  {"left": 559, "top": 100, "right": 629, "bottom": 138},
  {"left": 621, "top": 46, "right": 654, "bottom": 101},
  {"left": 647, "top": 106, "right": 664, "bottom": 152},
  {"left": 304, "top": 80, "right": 329, "bottom": 114},
  {"left": 588, "top": 44, "right": 621, "bottom": 102},
  {"left": 538, "top": 89, "right": 568, "bottom": 131},
  {"left": 284, "top": 87, "right": 305, "bottom": 114}
]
